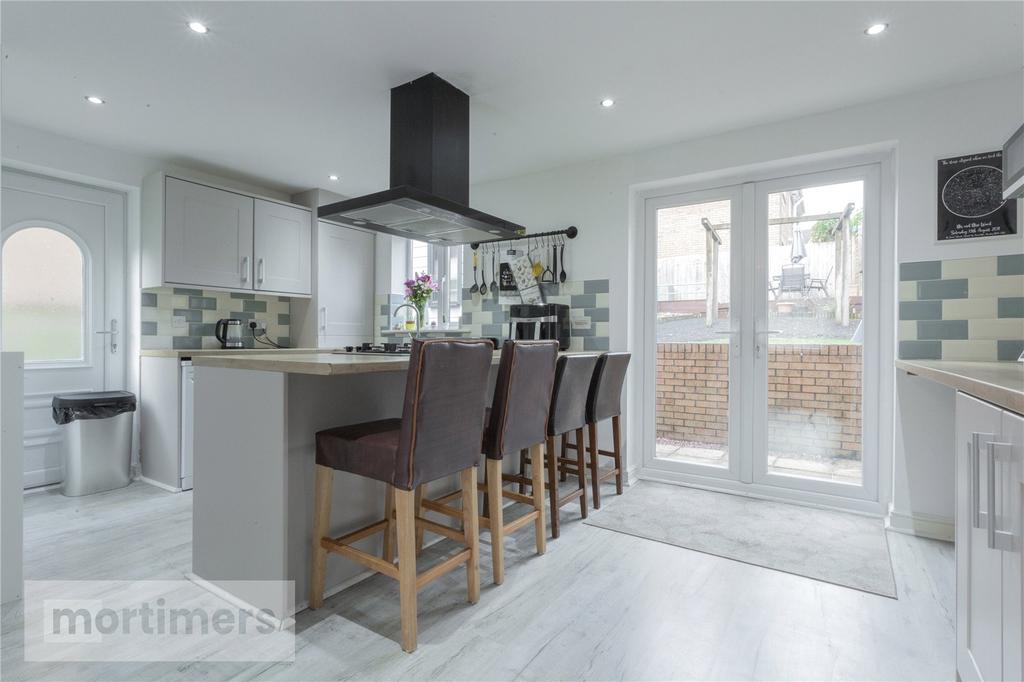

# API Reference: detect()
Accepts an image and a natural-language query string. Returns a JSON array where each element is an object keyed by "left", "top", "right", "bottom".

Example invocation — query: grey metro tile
[
  {"left": 899, "top": 261, "right": 941, "bottom": 282},
  {"left": 917, "top": 279, "right": 968, "bottom": 300},
  {"left": 898, "top": 340, "right": 942, "bottom": 360},
  {"left": 899, "top": 301, "right": 942, "bottom": 320},
  {"left": 916, "top": 320, "right": 968, "bottom": 340}
]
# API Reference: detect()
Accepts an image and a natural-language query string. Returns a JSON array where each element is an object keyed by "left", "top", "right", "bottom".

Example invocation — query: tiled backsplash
[
  {"left": 898, "top": 254, "right": 1023, "bottom": 361},
  {"left": 141, "top": 287, "right": 291, "bottom": 350},
  {"left": 461, "top": 279, "right": 611, "bottom": 352},
  {"left": 374, "top": 280, "right": 611, "bottom": 351}
]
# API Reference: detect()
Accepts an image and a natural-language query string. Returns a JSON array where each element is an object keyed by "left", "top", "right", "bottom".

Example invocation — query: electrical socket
[{"left": 249, "top": 319, "right": 267, "bottom": 334}]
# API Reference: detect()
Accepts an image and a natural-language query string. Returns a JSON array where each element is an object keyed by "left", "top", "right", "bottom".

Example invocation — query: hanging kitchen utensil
[
  {"left": 490, "top": 245, "right": 498, "bottom": 296},
  {"left": 530, "top": 238, "right": 544, "bottom": 279},
  {"left": 479, "top": 245, "right": 489, "bottom": 296},
  {"left": 470, "top": 250, "right": 480, "bottom": 294},
  {"left": 540, "top": 236, "right": 556, "bottom": 283},
  {"left": 559, "top": 236, "right": 567, "bottom": 283}
]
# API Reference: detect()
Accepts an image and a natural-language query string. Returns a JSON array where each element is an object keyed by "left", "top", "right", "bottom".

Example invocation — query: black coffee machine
[{"left": 508, "top": 304, "right": 570, "bottom": 350}]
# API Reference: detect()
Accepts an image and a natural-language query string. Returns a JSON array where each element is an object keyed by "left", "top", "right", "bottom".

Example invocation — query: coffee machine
[{"left": 508, "top": 304, "right": 570, "bottom": 350}]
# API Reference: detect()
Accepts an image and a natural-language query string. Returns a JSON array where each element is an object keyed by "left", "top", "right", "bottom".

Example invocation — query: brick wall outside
[{"left": 656, "top": 343, "right": 862, "bottom": 459}]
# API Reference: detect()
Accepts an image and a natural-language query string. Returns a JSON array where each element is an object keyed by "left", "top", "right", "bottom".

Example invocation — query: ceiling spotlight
[
  {"left": 328, "top": 175, "right": 339, "bottom": 181},
  {"left": 188, "top": 21, "right": 209, "bottom": 34},
  {"left": 85, "top": 95, "right": 105, "bottom": 105},
  {"left": 864, "top": 23, "right": 888, "bottom": 36},
  {"left": 601, "top": 98, "right": 615, "bottom": 108}
]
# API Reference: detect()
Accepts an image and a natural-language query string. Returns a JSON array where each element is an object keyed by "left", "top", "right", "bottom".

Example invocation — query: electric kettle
[{"left": 215, "top": 318, "right": 244, "bottom": 349}]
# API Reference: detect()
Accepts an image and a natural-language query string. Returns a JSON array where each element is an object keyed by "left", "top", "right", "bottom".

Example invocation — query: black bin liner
[{"left": 52, "top": 391, "right": 137, "bottom": 426}]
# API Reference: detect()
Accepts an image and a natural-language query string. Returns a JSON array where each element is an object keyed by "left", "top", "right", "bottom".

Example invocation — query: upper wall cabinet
[
  {"left": 142, "top": 174, "right": 312, "bottom": 296},
  {"left": 254, "top": 200, "right": 311, "bottom": 295}
]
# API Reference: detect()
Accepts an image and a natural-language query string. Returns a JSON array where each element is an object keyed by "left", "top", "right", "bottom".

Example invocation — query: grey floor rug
[{"left": 584, "top": 481, "right": 897, "bottom": 598}]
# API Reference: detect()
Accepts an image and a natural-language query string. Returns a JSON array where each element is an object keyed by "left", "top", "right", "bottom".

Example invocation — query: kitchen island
[{"left": 188, "top": 351, "right": 498, "bottom": 617}]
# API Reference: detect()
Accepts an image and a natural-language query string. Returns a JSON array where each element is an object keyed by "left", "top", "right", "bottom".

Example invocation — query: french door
[{"left": 644, "top": 163, "right": 880, "bottom": 506}]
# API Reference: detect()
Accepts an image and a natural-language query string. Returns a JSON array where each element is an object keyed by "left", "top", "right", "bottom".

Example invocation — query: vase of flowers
[{"left": 404, "top": 272, "right": 439, "bottom": 329}]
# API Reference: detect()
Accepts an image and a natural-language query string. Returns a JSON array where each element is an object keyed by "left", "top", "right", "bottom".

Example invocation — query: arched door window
[{"left": 2, "top": 227, "right": 86, "bottom": 362}]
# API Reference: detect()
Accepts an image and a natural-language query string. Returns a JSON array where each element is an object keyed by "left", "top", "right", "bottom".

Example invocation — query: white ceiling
[{"left": 2, "top": 2, "right": 1021, "bottom": 197}]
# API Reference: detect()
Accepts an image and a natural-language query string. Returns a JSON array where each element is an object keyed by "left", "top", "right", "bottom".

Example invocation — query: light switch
[{"left": 571, "top": 317, "right": 591, "bottom": 330}]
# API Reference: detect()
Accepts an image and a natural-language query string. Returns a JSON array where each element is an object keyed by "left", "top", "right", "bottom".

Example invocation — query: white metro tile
[
  {"left": 968, "top": 318, "right": 1024, "bottom": 340},
  {"left": 898, "top": 281, "right": 917, "bottom": 301},
  {"left": 943, "top": 298, "right": 998, "bottom": 320},
  {"left": 898, "top": 320, "right": 917, "bottom": 341},
  {"left": 140, "top": 336, "right": 172, "bottom": 350},
  {"left": 942, "top": 256, "right": 997, "bottom": 279},
  {"left": 941, "top": 340, "right": 998, "bottom": 361},
  {"left": 969, "top": 275, "right": 1024, "bottom": 298}
]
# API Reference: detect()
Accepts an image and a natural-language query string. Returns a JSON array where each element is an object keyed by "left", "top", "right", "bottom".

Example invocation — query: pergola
[{"left": 700, "top": 202, "right": 856, "bottom": 327}]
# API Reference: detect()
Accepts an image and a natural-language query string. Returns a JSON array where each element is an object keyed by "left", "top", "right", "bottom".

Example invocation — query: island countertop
[
  {"left": 896, "top": 359, "right": 1023, "bottom": 414},
  {"left": 191, "top": 349, "right": 586, "bottom": 375}
]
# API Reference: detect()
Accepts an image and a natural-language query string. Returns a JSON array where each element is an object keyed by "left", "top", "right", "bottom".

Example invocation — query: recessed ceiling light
[
  {"left": 328, "top": 175, "right": 339, "bottom": 181},
  {"left": 187, "top": 21, "right": 209, "bottom": 34},
  {"left": 864, "top": 23, "right": 888, "bottom": 36},
  {"left": 85, "top": 95, "right": 105, "bottom": 105},
  {"left": 601, "top": 98, "right": 615, "bottom": 108}
]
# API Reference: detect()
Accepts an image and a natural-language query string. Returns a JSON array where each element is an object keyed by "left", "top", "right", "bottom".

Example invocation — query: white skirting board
[{"left": 885, "top": 509, "right": 954, "bottom": 542}]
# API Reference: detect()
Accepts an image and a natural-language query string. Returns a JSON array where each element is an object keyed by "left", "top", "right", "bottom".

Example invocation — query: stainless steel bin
[{"left": 52, "top": 391, "right": 136, "bottom": 497}]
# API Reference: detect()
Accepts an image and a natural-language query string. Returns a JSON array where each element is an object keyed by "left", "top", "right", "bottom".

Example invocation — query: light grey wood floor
[{"left": 2, "top": 481, "right": 954, "bottom": 681}]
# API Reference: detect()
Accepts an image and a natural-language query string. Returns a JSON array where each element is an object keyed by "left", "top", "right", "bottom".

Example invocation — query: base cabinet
[{"left": 956, "top": 391, "right": 1024, "bottom": 682}]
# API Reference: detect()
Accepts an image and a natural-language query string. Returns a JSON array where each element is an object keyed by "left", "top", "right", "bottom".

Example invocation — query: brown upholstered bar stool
[
  {"left": 308, "top": 338, "right": 493, "bottom": 653},
  {"left": 422, "top": 340, "right": 558, "bottom": 585},
  {"left": 582, "top": 352, "right": 631, "bottom": 508},
  {"left": 520, "top": 353, "right": 600, "bottom": 538}
]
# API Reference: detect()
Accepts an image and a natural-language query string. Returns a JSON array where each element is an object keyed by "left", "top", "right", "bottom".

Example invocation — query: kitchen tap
[{"left": 393, "top": 303, "right": 421, "bottom": 338}]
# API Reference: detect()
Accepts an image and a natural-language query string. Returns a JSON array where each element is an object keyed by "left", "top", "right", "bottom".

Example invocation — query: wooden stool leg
[
  {"left": 588, "top": 422, "right": 601, "bottom": 509},
  {"left": 461, "top": 466, "right": 480, "bottom": 603},
  {"left": 395, "top": 487, "right": 418, "bottom": 652},
  {"left": 383, "top": 484, "right": 395, "bottom": 563},
  {"left": 613, "top": 415, "right": 624, "bottom": 495},
  {"left": 575, "top": 427, "right": 588, "bottom": 518},
  {"left": 414, "top": 485, "right": 424, "bottom": 555},
  {"left": 309, "top": 464, "right": 333, "bottom": 609},
  {"left": 486, "top": 458, "right": 505, "bottom": 585},
  {"left": 559, "top": 434, "right": 568, "bottom": 482},
  {"left": 546, "top": 436, "right": 560, "bottom": 538},
  {"left": 518, "top": 448, "right": 527, "bottom": 495},
  {"left": 530, "top": 442, "right": 546, "bottom": 555}
]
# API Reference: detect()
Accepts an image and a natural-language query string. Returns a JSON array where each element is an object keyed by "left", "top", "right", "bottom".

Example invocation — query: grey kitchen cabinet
[
  {"left": 163, "top": 177, "right": 254, "bottom": 290},
  {"left": 316, "top": 220, "right": 374, "bottom": 347},
  {"left": 142, "top": 173, "right": 311, "bottom": 296},
  {"left": 254, "top": 199, "right": 311, "bottom": 295},
  {"left": 956, "top": 391, "right": 1024, "bottom": 682}
]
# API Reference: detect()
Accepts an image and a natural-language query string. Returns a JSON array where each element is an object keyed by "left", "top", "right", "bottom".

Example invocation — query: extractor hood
[{"left": 318, "top": 73, "right": 525, "bottom": 245}]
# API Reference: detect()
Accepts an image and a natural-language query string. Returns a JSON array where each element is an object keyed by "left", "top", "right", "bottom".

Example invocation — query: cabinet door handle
[
  {"left": 257, "top": 258, "right": 265, "bottom": 287},
  {"left": 970, "top": 432, "right": 993, "bottom": 529},
  {"left": 987, "top": 441, "right": 1016, "bottom": 552},
  {"left": 319, "top": 306, "right": 326, "bottom": 332},
  {"left": 241, "top": 256, "right": 250, "bottom": 283}
]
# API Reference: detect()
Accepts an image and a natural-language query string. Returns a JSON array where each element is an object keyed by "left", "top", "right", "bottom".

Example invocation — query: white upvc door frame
[
  {"left": 751, "top": 162, "right": 882, "bottom": 503},
  {"left": 641, "top": 184, "right": 749, "bottom": 485},
  {"left": 634, "top": 147, "right": 893, "bottom": 515}
]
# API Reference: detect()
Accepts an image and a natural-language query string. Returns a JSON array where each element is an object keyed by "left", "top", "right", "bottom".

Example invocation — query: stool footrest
[
  {"left": 322, "top": 536, "right": 399, "bottom": 580},
  {"left": 421, "top": 498, "right": 463, "bottom": 520},
  {"left": 418, "top": 517, "right": 464, "bottom": 543},
  {"left": 416, "top": 548, "right": 471, "bottom": 590}
]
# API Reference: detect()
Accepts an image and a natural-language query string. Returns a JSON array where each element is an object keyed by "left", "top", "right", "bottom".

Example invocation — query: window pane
[{"left": 2, "top": 227, "right": 85, "bottom": 362}]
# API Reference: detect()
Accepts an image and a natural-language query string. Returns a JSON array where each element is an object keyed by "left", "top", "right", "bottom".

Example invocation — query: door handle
[
  {"left": 715, "top": 329, "right": 741, "bottom": 354},
  {"left": 971, "top": 432, "right": 994, "bottom": 529},
  {"left": 241, "top": 256, "right": 250, "bottom": 283},
  {"left": 755, "top": 329, "right": 782, "bottom": 358},
  {"left": 319, "top": 306, "right": 326, "bottom": 332},
  {"left": 95, "top": 319, "right": 118, "bottom": 354},
  {"left": 987, "top": 441, "right": 1016, "bottom": 552},
  {"left": 257, "top": 258, "right": 265, "bottom": 287}
]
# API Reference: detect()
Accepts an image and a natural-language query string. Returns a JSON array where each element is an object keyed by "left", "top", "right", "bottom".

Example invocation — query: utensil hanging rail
[{"left": 470, "top": 225, "right": 578, "bottom": 250}]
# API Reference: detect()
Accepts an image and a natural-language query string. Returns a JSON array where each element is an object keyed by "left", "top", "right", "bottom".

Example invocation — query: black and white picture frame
[{"left": 937, "top": 150, "right": 1017, "bottom": 241}]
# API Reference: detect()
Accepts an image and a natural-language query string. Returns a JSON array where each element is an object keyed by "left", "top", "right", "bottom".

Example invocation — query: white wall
[{"left": 468, "top": 72, "right": 1024, "bottom": 527}]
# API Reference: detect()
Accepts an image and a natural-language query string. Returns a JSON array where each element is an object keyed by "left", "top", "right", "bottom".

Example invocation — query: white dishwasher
[{"left": 180, "top": 361, "right": 194, "bottom": 491}]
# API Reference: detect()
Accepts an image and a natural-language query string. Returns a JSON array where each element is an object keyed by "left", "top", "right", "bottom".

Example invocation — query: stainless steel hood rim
[{"left": 317, "top": 185, "right": 525, "bottom": 244}]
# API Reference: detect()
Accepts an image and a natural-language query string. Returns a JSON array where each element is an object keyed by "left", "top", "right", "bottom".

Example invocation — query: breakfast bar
[{"left": 188, "top": 351, "right": 497, "bottom": 616}]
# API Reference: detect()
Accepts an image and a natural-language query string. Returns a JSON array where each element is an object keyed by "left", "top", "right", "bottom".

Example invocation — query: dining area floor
[{"left": 2, "top": 480, "right": 953, "bottom": 681}]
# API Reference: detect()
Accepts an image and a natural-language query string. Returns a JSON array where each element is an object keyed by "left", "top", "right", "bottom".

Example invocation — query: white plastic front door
[{"left": 1, "top": 171, "right": 126, "bottom": 487}]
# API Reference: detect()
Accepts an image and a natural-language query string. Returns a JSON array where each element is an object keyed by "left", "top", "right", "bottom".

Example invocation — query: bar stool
[
  {"left": 584, "top": 352, "right": 631, "bottom": 508},
  {"left": 482, "top": 340, "right": 558, "bottom": 584},
  {"left": 308, "top": 338, "right": 493, "bottom": 653},
  {"left": 422, "top": 340, "right": 557, "bottom": 585},
  {"left": 520, "top": 353, "right": 600, "bottom": 538}
]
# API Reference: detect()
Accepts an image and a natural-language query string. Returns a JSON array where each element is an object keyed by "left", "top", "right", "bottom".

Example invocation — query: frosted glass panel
[{"left": 2, "top": 227, "right": 85, "bottom": 362}]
